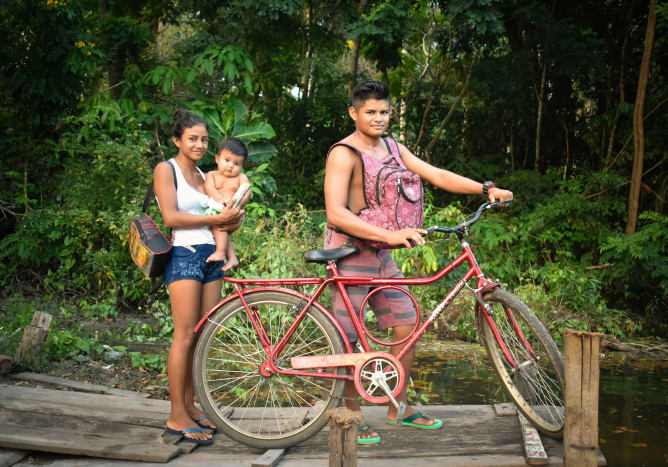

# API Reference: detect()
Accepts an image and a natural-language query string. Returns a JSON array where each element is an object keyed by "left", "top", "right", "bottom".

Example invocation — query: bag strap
[
  {"left": 142, "top": 161, "right": 177, "bottom": 213},
  {"left": 327, "top": 142, "right": 363, "bottom": 158}
]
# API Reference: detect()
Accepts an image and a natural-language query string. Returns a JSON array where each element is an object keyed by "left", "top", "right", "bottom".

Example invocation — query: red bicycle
[{"left": 192, "top": 200, "right": 565, "bottom": 448}]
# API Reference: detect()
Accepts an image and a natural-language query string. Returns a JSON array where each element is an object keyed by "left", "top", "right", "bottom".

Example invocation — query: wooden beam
[
  {"left": 518, "top": 413, "right": 548, "bottom": 465},
  {"left": 252, "top": 449, "right": 287, "bottom": 467},
  {"left": 493, "top": 403, "right": 517, "bottom": 417},
  {"left": 11, "top": 372, "right": 151, "bottom": 398},
  {"left": 564, "top": 329, "right": 604, "bottom": 466}
]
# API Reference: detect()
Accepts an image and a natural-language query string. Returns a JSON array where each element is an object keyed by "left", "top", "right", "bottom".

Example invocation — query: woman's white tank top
[{"left": 167, "top": 159, "right": 215, "bottom": 246}]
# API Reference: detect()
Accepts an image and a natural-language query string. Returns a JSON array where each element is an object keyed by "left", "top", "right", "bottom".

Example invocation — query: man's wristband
[{"left": 482, "top": 181, "right": 496, "bottom": 197}]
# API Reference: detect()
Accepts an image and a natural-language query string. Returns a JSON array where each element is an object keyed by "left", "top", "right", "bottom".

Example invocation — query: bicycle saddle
[{"left": 304, "top": 246, "right": 359, "bottom": 264}]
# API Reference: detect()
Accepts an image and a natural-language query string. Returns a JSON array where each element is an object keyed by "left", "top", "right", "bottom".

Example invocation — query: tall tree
[{"left": 626, "top": 0, "right": 658, "bottom": 234}]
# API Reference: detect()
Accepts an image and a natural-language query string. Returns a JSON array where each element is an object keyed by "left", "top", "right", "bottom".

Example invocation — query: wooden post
[
  {"left": 0, "top": 354, "right": 12, "bottom": 374},
  {"left": 563, "top": 329, "right": 604, "bottom": 466},
  {"left": 327, "top": 408, "right": 364, "bottom": 467},
  {"left": 14, "top": 312, "right": 52, "bottom": 363}
]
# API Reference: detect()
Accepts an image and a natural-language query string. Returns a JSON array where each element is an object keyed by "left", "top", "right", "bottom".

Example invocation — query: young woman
[{"left": 154, "top": 110, "right": 244, "bottom": 443}]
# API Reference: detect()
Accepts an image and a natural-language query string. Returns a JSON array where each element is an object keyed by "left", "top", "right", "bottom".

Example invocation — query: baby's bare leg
[
  {"left": 206, "top": 230, "right": 229, "bottom": 263},
  {"left": 222, "top": 240, "right": 238, "bottom": 271}
]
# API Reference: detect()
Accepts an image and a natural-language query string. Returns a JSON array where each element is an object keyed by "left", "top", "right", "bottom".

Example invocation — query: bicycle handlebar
[{"left": 425, "top": 199, "right": 513, "bottom": 236}]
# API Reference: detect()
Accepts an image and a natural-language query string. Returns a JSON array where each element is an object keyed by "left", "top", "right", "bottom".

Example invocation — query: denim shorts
[{"left": 164, "top": 244, "right": 224, "bottom": 287}]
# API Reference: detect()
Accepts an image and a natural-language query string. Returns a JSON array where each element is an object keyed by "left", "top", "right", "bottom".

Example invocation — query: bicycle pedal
[{"left": 396, "top": 401, "right": 407, "bottom": 427}]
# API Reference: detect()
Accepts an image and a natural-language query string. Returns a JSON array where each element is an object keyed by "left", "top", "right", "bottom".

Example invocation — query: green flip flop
[
  {"left": 357, "top": 423, "right": 381, "bottom": 445},
  {"left": 386, "top": 411, "right": 444, "bottom": 430}
]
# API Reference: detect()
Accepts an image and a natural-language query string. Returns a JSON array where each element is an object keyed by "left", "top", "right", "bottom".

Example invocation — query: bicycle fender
[{"left": 193, "top": 287, "right": 353, "bottom": 353}]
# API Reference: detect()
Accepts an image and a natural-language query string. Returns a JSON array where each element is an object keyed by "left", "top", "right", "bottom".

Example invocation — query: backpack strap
[
  {"left": 142, "top": 161, "right": 177, "bottom": 213},
  {"left": 382, "top": 138, "right": 406, "bottom": 167},
  {"left": 327, "top": 142, "right": 363, "bottom": 158},
  {"left": 326, "top": 142, "right": 371, "bottom": 213}
]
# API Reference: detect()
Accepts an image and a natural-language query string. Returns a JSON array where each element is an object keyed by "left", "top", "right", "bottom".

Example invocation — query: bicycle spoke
[
  {"left": 481, "top": 289, "right": 565, "bottom": 437},
  {"left": 194, "top": 292, "right": 345, "bottom": 447}
]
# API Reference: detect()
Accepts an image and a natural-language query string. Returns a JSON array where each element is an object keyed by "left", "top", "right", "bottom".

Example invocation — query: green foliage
[{"left": 1, "top": 0, "right": 666, "bottom": 363}]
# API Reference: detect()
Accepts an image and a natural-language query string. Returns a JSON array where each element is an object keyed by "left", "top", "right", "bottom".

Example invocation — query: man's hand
[
  {"left": 488, "top": 187, "right": 513, "bottom": 203},
  {"left": 385, "top": 228, "right": 428, "bottom": 249}
]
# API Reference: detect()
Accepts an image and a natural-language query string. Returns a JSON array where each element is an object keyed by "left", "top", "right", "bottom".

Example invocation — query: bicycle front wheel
[
  {"left": 480, "top": 289, "right": 565, "bottom": 438},
  {"left": 193, "top": 291, "right": 347, "bottom": 448}
]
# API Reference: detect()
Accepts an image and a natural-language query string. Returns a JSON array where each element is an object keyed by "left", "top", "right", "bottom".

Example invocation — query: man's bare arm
[{"left": 398, "top": 144, "right": 513, "bottom": 202}]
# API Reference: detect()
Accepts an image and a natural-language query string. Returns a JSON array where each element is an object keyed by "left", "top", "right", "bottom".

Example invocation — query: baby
[{"left": 204, "top": 138, "right": 251, "bottom": 270}]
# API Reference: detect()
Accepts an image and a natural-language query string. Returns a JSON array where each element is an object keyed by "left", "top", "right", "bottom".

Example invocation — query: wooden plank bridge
[{"left": 0, "top": 374, "right": 606, "bottom": 466}]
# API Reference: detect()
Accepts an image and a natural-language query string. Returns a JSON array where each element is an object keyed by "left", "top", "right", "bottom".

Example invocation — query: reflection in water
[{"left": 410, "top": 341, "right": 667, "bottom": 467}]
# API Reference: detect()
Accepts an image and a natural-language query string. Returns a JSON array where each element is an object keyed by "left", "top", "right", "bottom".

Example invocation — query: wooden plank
[
  {"left": 518, "top": 413, "right": 548, "bottom": 465},
  {"left": 493, "top": 403, "right": 517, "bottom": 416},
  {"left": 11, "top": 372, "right": 151, "bottom": 398},
  {"left": 0, "top": 448, "right": 28, "bottom": 467},
  {"left": 0, "top": 409, "right": 181, "bottom": 463},
  {"left": 0, "top": 384, "right": 169, "bottom": 427},
  {"left": 0, "top": 427, "right": 180, "bottom": 463},
  {"left": 252, "top": 449, "right": 287, "bottom": 467}
]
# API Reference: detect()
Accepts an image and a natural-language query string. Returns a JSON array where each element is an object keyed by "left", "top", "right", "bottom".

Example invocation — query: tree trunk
[
  {"left": 303, "top": 0, "right": 313, "bottom": 100},
  {"left": 626, "top": 0, "right": 657, "bottom": 234},
  {"left": 349, "top": 0, "right": 368, "bottom": 94},
  {"left": 562, "top": 119, "right": 570, "bottom": 180},
  {"left": 604, "top": 4, "right": 633, "bottom": 169},
  {"left": 414, "top": 55, "right": 445, "bottom": 153},
  {"left": 424, "top": 62, "right": 473, "bottom": 160},
  {"left": 534, "top": 64, "right": 547, "bottom": 173}
]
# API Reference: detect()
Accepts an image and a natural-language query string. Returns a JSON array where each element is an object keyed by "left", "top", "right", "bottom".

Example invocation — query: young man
[{"left": 324, "top": 80, "right": 513, "bottom": 443}]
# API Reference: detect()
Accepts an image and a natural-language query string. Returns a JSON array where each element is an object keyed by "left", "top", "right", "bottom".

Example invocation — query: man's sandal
[
  {"left": 357, "top": 423, "right": 381, "bottom": 445},
  {"left": 386, "top": 412, "right": 443, "bottom": 430}
]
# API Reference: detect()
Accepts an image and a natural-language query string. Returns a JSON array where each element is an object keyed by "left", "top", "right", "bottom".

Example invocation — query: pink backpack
[{"left": 328, "top": 138, "right": 423, "bottom": 249}]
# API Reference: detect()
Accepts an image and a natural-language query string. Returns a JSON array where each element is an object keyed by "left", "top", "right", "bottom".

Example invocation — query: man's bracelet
[{"left": 482, "top": 181, "right": 496, "bottom": 197}]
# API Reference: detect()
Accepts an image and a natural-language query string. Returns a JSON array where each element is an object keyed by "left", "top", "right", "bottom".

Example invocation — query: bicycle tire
[
  {"left": 193, "top": 291, "right": 347, "bottom": 448},
  {"left": 479, "top": 289, "right": 565, "bottom": 438}
]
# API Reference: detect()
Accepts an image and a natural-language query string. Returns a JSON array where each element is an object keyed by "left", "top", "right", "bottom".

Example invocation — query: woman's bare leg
[
  {"left": 166, "top": 279, "right": 212, "bottom": 441},
  {"left": 185, "top": 278, "right": 222, "bottom": 430}
]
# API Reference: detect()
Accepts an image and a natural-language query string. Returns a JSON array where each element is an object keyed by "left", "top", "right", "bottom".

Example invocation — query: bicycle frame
[{"left": 194, "top": 238, "right": 531, "bottom": 384}]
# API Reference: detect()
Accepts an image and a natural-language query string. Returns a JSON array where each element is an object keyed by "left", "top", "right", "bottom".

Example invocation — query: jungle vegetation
[{"left": 0, "top": 0, "right": 666, "bottom": 365}]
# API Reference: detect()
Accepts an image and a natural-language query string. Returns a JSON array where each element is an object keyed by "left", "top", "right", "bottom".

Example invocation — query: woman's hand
[
  {"left": 211, "top": 204, "right": 244, "bottom": 231},
  {"left": 385, "top": 228, "right": 428, "bottom": 249}
]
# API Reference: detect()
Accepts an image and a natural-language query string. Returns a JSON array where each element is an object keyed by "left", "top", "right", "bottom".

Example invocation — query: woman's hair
[
  {"left": 217, "top": 137, "right": 248, "bottom": 160},
  {"left": 351, "top": 80, "right": 390, "bottom": 109},
  {"left": 172, "top": 109, "right": 209, "bottom": 139}
]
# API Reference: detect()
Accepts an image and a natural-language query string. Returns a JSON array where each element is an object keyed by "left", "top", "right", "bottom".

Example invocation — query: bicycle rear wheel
[
  {"left": 480, "top": 289, "right": 565, "bottom": 438},
  {"left": 193, "top": 291, "right": 347, "bottom": 449}
]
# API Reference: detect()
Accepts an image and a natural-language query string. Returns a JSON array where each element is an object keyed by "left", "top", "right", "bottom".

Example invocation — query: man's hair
[
  {"left": 217, "top": 137, "right": 248, "bottom": 160},
  {"left": 351, "top": 80, "right": 390, "bottom": 109}
]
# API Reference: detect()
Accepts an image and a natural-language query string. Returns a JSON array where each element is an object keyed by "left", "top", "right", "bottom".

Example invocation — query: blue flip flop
[
  {"left": 196, "top": 415, "right": 217, "bottom": 434},
  {"left": 164, "top": 426, "right": 214, "bottom": 445},
  {"left": 386, "top": 411, "right": 443, "bottom": 430},
  {"left": 358, "top": 423, "right": 381, "bottom": 445}
]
